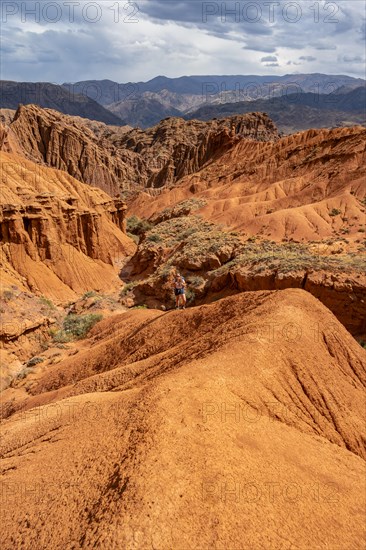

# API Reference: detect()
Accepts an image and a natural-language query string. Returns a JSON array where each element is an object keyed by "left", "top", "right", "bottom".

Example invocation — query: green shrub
[
  {"left": 146, "top": 233, "right": 163, "bottom": 243},
  {"left": 82, "top": 291, "right": 98, "bottom": 299},
  {"left": 52, "top": 329, "right": 72, "bottom": 343},
  {"left": 127, "top": 215, "right": 153, "bottom": 235},
  {"left": 187, "top": 275, "right": 205, "bottom": 288},
  {"left": 159, "top": 264, "right": 174, "bottom": 280},
  {"left": 120, "top": 282, "right": 137, "bottom": 296},
  {"left": 16, "top": 367, "right": 34, "bottom": 381},
  {"left": 186, "top": 288, "right": 196, "bottom": 303},
  {"left": 27, "top": 356, "right": 44, "bottom": 367},
  {"left": 39, "top": 296, "right": 56, "bottom": 310},
  {"left": 329, "top": 208, "right": 341, "bottom": 217},
  {"left": 127, "top": 232, "right": 139, "bottom": 244},
  {"left": 62, "top": 314, "right": 103, "bottom": 340},
  {"left": 131, "top": 305, "right": 148, "bottom": 310}
]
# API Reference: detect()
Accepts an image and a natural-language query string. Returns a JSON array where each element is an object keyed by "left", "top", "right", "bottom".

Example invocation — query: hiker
[{"left": 172, "top": 272, "right": 187, "bottom": 310}]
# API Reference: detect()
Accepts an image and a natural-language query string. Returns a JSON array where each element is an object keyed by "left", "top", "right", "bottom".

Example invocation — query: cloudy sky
[{"left": 1, "top": 0, "right": 365, "bottom": 83}]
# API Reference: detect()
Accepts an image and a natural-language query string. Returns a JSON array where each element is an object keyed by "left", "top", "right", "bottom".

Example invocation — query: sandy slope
[
  {"left": 130, "top": 126, "right": 366, "bottom": 242},
  {"left": 1, "top": 289, "right": 365, "bottom": 549}
]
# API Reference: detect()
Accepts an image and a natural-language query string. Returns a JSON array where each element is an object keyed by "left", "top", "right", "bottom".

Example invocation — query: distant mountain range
[
  {"left": 63, "top": 74, "right": 365, "bottom": 104},
  {"left": 63, "top": 74, "right": 366, "bottom": 131},
  {"left": 0, "top": 81, "right": 126, "bottom": 126},
  {"left": 186, "top": 86, "right": 366, "bottom": 134},
  {"left": 1, "top": 74, "right": 365, "bottom": 132}
]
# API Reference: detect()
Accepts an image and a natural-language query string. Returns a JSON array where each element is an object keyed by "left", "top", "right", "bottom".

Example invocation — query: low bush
[
  {"left": 27, "top": 356, "right": 44, "bottom": 367},
  {"left": 187, "top": 275, "right": 205, "bottom": 288},
  {"left": 120, "top": 282, "right": 137, "bottom": 296},
  {"left": 39, "top": 296, "right": 56, "bottom": 310},
  {"left": 16, "top": 367, "right": 34, "bottom": 381},
  {"left": 127, "top": 232, "right": 139, "bottom": 244},
  {"left": 329, "top": 208, "right": 341, "bottom": 217},
  {"left": 146, "top": 233, "right": 163, "bottom": 243},
  {"left": 82, "top": 291, "right": 98, "bottom": 299},
  {"left": 51, "top": 329, "right": 71, "bottom": 343},
  {"left": 186, "top": 288, "right": 196, "bottom": 303},
  {"left": 63, "top": 314, "right": 103, "bottom": 340},
  {"left": 127, "top": 215, "right": 153, "bottom": 236}
]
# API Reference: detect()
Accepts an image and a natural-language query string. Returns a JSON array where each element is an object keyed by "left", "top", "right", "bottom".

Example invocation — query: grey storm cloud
[
  {"left": 1, "top": 0, "right": 365, "bottom": 82},
  {"left": 313, "top": 44, "right": 337, "bottom": 51},
  {"left": 342, "top": 55, "right": 365, "bottom": 64},
  {"left": 261, "top": 56, "right": 278, "bottom": 62},
  {"left": 299, "top": 56, "right": 317, "bottom": 62}
]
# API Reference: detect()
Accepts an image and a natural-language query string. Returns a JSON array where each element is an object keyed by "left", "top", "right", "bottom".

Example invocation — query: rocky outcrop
[
  {"left": 1, "top": 105, "right": 280, "bottom": 194},
  {"left": 5, "top": 105, "right": 135, "bottom": 196},
  {"left": 0, "top": 151, "right": 135, "bottom": 302},
  {"left": 121, "top": 210, "right": 365, "bottom": 337},
  {"left": 116, "top": 112, "right": 279, "bottom": 188},
  {"left": 216, "top": 268, "right": 366, "bottom": 337}
]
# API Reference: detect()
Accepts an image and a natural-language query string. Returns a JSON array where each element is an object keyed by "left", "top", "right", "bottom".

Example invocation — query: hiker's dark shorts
[{"left": 174, "top": 289, "right": 185, "bottom": 296}]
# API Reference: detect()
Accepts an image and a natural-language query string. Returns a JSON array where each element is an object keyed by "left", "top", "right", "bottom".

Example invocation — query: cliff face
[
  {"left": 116, "top": 112, "right": 279, "bottom": 189},
  {"left": 3, "top": 105, "right": 135, "bottom": 196},
  {"left": 0, "top": 151, "right": 135, "bottom": 302},
  {"left": 1, "top": 105, "right": 280, "bottom": 194}
]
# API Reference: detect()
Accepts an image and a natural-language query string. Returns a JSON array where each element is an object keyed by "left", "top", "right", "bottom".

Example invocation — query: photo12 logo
[
  {"left": 1, "top": 1, "right": 140, "bottom": 24},
  {"left": 202, "top": 2, "right": 339, "bottom": 24}
]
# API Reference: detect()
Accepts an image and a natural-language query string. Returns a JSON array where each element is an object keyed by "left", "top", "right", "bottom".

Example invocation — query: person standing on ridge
[{"left": 172, "top": 271, "right": 187, "bottom": 310}]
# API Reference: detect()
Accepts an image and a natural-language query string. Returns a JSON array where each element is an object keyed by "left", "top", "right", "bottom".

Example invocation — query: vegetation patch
[
  {"left": 82, "top": 291, "right": 98, "bottom": 299},
  {"left": 187, "top": 275, "right": 206, "bottom": 288},
  {"left": 151, "top": 199, "right": 207, "bottom": 223},
  {"left": 120, "top": 282, "right": 138, "bottom": 296},
  {"left": 185, "top": 288, "right": 196, "bottom": 303},
  {"left": 51, "top": 314, "right": 103, "bottom": 342},
  {"left": 210, "top": 239, "right": 366, "bottom": 277},
  {"left": 27, "top": 356, "right": 44, "bottom": 367},
  {"left": 63, "top": 314, "right": 103, "bottom": 340},
  {"left": 39, "top": 296, "right": 57, "bottom": 310},
  {"left": 127, "top": 215, "right": 153, "bottom": 236},
  {"left": 146, "top": 233, "right": 163, "bottom": 243},
  {"left": 126, "top": 214, "right": 366, "bottom": 310},
  {"left": 329, "top": 208, "right": 341, "bottom": 217}
]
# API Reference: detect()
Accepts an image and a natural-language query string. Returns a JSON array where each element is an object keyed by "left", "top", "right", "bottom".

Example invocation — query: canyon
[{"left": 0, "top": 96, "right": 365, "bottom": 550}]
